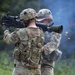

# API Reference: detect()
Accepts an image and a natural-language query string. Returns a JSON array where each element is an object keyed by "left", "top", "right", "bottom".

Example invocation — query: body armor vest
[{"left": 13, "top": 27, "right": 44, "bottom": 68}]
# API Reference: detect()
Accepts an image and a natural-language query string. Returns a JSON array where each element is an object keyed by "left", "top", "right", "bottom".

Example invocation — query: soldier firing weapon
[{"left": 0, "top": 12, "right": 63, "bottom": 33}]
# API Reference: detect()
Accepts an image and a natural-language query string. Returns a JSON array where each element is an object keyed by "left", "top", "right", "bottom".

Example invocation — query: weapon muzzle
[{"left": 50, "top": 25, "right": 63, "bottom": 33}]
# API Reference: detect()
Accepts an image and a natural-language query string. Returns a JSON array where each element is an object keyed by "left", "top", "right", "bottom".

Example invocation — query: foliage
[
  {"left": 0, "top": 51, "right": 13, "bottom": 75},
  {"left": 0, "top": 0, "right": 43, "bottom": 15},
  {"left": 55, "top": 59, "right": 75, "bottom": 75},
  {"left": 0, "top": 52, "right": 75, "bottom": 75}
]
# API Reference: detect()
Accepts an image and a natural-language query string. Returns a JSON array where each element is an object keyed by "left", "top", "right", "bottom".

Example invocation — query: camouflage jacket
[
  {"left": 43, "top": 31, "right": 61, "bottom": 55},
  {"left": 42, "top": 31, "right": 62, "bottom": 67},
  {"left": 3, "top": 27, "right": 44, "bottom": 68}
]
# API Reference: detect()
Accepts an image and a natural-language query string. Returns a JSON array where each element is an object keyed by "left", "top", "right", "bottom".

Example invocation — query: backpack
[{"left": 13, "top": 27, "right": 44, "bottom": 68}]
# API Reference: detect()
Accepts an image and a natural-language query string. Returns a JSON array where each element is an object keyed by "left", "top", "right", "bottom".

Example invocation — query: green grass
[
  {"left": 55, "top": 59, "right": 75, "bottom": 75},
  {"left": 0, "top": 51, "right": 13, "bottom": 75},
  {"left": 0, "top": 68, "right": 12, "bottom": 75},
  {"left": 0, "top": 51, "right": 75, "bottom": 75}
]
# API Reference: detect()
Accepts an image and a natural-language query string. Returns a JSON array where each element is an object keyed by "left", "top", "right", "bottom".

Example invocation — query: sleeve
[
  {"left": 42, "top": 32, "right": 62, "bottom": 55},
  {"left": 49, "top": 32, "right": 62, "bottom": 48},
  {"left": 3, "top": 29, "right": 20, "bottom": 44},
  {"left": 40, "top": 29, "right": 45, "bottom": 45}
]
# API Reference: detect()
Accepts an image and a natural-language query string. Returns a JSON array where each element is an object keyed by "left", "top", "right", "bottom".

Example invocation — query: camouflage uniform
[
  {"left": 3, "top": 8, "right": 44, "bottom": 75},
  {"left": 41, "top": 31, "right": 61, "bottom": 75},
  {"left": 37, "top": 9, "right": 62, "bottom": 75}
]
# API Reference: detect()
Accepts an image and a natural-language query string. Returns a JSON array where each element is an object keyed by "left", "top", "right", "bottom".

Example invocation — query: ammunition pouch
[
  {"left": 13, "top": 48, "right": 21, "bottom": 61},
  {"left": 23, "top": 58, "right": 40, "bottom": 69}
]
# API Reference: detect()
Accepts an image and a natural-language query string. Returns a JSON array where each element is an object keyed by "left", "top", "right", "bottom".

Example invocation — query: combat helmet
[
  {"left": 37, "top": 9, "right": 53, "bottom": 22},
  {"left": 20, "top": 8, "right": 37, "bottom": 21}
]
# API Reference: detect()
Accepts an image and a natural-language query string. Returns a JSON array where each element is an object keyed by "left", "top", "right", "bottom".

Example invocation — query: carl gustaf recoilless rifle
[{"left": 0, "top": 12, "right": 63, "bottom": 33}]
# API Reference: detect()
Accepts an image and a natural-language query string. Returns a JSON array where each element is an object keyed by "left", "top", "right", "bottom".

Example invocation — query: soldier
[
  {"left": 36, "top": 9, "right": 62, "bottom": 75},
  {"left": 3, "top": 8, "right": 44, "bottom": 75}
]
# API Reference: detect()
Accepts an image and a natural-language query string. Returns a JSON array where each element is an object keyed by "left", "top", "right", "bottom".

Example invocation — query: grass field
[{"left": 0, "top": 51, "right": 75, "bottom": 75}]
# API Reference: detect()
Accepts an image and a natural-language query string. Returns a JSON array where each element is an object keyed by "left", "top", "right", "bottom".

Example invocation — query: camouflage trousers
[
  {"left": 41, "top": 65, "right": 54, "bottom": 75},
  {"left": 12, "top": 64, "right": 41, "bottom": 75}
]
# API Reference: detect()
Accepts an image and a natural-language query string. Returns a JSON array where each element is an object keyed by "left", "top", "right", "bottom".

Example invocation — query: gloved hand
[
  {"left": 49, "top": 49, "right": 62, "bottom": 62},
  {"left": 42, "top": 49, "right": 62, "bottom": 62}
]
